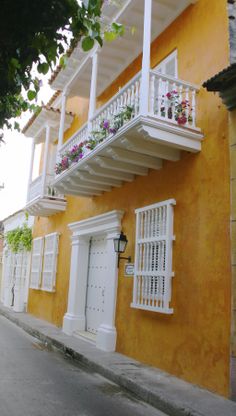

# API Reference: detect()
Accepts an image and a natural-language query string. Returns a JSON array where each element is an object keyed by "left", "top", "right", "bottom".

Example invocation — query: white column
[
  {"left": 139, "top": 0, "right": 152, "bottom": 116},
  {"left": 57, "top": 91, "right": 67, "bottom": 156},
  {"left": 88, "top": 52, "right": 98, "bottom": 132},
  {"left": 27, "top": 139, "right": 35, "bottom": 202},
  {"left": 63, "top": 236, "right": 90, "bottom": 335},
  {"left": 96, "top": 231, "right": 119, "bottom": 352},
  {"left": 41, "top": 124, "right": 51, "bottom": 197}
]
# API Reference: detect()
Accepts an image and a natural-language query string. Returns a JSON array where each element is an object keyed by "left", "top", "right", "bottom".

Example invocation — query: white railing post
[
  {"left": 139, "top": 0, "right": 152, "bottom": 116},
  {"left": 57, "top": 91, "right": 67, "bottom": 157},
  {"left": 27, "top": 138, "right": 35, "bottom": 202},
  {"left": 88, "top": 52, "right": 98, "bottom": 133},
  {"left": 41, "top": 124, "right": 51, "bottom": 197}
]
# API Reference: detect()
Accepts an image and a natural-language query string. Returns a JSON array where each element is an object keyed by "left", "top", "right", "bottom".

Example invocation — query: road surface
[{"left": 0, "top": 315, "right": 167, "bottom": 416}]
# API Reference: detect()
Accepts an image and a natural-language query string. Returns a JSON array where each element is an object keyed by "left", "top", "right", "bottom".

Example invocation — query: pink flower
[{"left": 61, "top": 156, "right": 69, "bottom": 168}]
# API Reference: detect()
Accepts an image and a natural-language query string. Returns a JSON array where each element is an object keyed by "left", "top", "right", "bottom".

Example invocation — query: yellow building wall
[
  {"left": 28, "top": 0, "right": 232, "bottom": 397},
  {"left": 229, "top": 109, "right": 236, "bottom": 363}
]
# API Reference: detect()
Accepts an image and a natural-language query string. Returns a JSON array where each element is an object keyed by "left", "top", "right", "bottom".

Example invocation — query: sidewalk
[{"left": 0, "top": 303, "right": 235, "bottom": 416}]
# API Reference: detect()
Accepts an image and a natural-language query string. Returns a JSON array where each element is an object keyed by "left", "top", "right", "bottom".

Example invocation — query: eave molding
[{"left": 68, "top": 210, "right": 124, "bottom": 237}]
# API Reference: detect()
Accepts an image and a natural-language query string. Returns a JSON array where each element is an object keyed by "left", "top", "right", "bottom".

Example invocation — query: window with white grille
[
  {"left": 41, "top": 233, "right": 59, "bottom": 292},
  {"left": 30, "top": 237, "right": 44, "bottom": 289},
  {"left": 131, "top": 199, "right": 175, "bottom": 314}
]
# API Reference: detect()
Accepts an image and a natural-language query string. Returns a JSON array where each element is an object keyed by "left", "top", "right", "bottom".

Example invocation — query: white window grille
[
  {"left": 30, "top": 237, "right": 44, "bottom": 289},
  {"left": 41, "top": 233, "right": 59, "bottom": 292},
  {"left": 131, "top": 199, "right": 176, "bottom": 314}
]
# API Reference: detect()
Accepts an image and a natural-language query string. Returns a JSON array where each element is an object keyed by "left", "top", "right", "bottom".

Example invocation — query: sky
[{"left": 0, "top": 81, "right": 53, "bottom": 222}]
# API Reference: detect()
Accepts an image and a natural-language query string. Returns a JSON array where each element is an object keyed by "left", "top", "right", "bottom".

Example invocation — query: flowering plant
[
  {"left": 55, "top": 105, "right": 134, "bottom": 175},
  {"left": 161, "top": 90, "right": 192, "bottom": 126},
  {"left": 67, "top": 143, "right": 84, "bottom": 162}
]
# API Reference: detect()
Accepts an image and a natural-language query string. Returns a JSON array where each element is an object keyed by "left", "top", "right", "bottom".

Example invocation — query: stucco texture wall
[
  {"left": 229, "top": 109, "right": 236, "bottom": 361},
  {"left": 28, "top": 0, "right": 232, "bottom": 397}
]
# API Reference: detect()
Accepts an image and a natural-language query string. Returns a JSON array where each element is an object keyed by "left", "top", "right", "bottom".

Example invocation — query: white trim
[
  {"left": 88, "top": 52, "right": 98, "bottom": 131},
  {"left": 135, "top": 199, "right": 176, "bottom": 213},
  {"left": 139, "top": 0, "right": 152, "bottom": 116},
  {"left": 131, "top": 199, "right": 175, "bottom": 313},
  {"left": 57, "top": 92, "right": 67, "bottom": 152},
  {"left": 41, "top": 125, "right": 51, "bottom": 197},
  {"left": 27, "top": 139, "right": 35, "bottom": 201},
  {"left": 63, "top": 210, "right": 124, "bottom": 352},
  {"left": 69, "top": 210, "right": 124, "bottom": 236}
]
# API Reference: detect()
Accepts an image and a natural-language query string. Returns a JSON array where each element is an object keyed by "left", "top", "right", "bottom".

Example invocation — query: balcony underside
[
  {"left": 53, "top": 115, "right": 203, "bottom": 198},
  {"left": 25, "top": 196, "right": 67, "bottom": 217}
]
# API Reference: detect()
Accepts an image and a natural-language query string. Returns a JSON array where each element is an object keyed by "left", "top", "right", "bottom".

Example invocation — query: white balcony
[
  {"left": 53, "top": 71, "right": 203, "bottom": 197},
  {"left": 23, "top": 107, "right": 74, "bottom": 216},
  {"left": 26, "top": 174, "right": 66, "bottom": 217}
]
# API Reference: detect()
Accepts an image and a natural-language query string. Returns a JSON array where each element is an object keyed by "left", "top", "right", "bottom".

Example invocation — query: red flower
[{"left": 177, "top": 115, "right": 187, "bottom": 125}]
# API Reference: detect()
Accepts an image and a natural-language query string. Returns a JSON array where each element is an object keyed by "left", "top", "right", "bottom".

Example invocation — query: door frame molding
[{"left": 63, "top": 210, "right": 124, "bottom": 352}]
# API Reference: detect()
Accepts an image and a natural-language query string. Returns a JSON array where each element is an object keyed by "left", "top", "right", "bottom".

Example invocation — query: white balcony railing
[
  {"left": 56, "top": 71, "right": 200, "bottom": 176},
  {"left": 149, "top": 70, "right": 197, "bottom": 128},
  {"left": 58, "top": 124, "right": 88, "bottom": 161},
  {"left": 28, "top": 174, "right": 64, "bottom": 202},
  {"left": 28, "top": 175, "right": 43, "bottom": 201},
  {"left": 91, "top": 72, "right": 141, "bottom": 132}
]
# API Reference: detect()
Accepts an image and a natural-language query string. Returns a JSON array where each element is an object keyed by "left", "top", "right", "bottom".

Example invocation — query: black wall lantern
[{"left": 113, "top": 231, "right": 131, "bottom": 267}]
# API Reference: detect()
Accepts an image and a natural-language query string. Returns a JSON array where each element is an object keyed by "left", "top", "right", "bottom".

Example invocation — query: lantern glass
[
  {"left": 113, "top": 237, "right": 120, "bottom": 253},
  {"left": 113, "top": 232, "right": 128, "bottom": 254}
]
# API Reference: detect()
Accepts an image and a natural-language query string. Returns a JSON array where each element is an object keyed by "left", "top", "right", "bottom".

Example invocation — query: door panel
[{"left": 86, "top": 235, "right": 107, "bottom": 334}]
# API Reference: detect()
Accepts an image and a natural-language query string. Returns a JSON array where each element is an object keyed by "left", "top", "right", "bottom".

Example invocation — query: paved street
[{"left": 0, "top": 316, "right": 166, "bottom": 416}]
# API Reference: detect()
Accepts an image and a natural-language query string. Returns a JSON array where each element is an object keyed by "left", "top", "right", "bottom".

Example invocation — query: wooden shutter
[
  {"left": 154, "top": 50, "right": 178, "bottom": 77},
  {"left": 2, "top": 250, "right": 11, "bottom": 291},
  {"left": 30, "top": 237, "right": 44, "bottom": 289},
  {"left": 15, "top": 252, "right": 23, "bottom": 286},
  {"left": 131, "top": 199, "right": 175, "bottom": 314},
  {"left": 41, "top": 233, "right": 59, "bottom": 292}
]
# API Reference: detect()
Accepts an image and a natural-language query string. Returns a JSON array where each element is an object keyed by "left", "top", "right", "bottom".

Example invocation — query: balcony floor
[
  {"left": 53, "top": 114, "right": 203, "bottom": 198},
  {"left": 25, "top": 196, "right": 67, "bottom": 217}
]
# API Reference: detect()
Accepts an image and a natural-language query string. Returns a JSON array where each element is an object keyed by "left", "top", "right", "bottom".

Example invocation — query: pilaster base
[
  {"left": 63, "top": 313, "right": 85, "bottom": 335},
  {"left": 96, "top": 324, "right": 117, "bottom": 352}
]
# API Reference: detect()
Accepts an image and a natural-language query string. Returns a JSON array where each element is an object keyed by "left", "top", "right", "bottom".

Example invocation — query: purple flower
[
  {"left": 74, "top": 153, "right": 83, "bottom": 162},
  {"left": 109, "top": 127, "right": 117, "bottom": 134},
  {"left": 103, "top": 119, "right": 110, "bottom": 130},
  {"left": 71, "top": 144, "right": 79, "bottom": 154}
]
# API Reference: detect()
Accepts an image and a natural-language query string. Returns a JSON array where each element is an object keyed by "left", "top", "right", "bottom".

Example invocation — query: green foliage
[
  {"left": 6, "top": 223, "right": 32, "bottom": 253},
  {"left": 0, "top": 0, "right": 125, "bottom": 132}
]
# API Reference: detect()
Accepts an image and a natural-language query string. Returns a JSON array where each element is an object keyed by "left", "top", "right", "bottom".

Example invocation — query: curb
[{"left": 1, "top": 306, "right": 236, "bottom": 416}]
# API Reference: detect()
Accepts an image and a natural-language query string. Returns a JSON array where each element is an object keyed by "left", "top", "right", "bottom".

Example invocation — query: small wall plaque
[{"left": 124, "top": 263, "right": 134, "bottom": 276}]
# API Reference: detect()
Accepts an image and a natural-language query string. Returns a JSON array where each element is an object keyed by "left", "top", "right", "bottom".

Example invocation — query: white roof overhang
[
  {"left": 50, "top": 0, "right": 197, "bottom": 98},
  {"left": 24, "top": 108, "right": 74, "bottom": 144}
]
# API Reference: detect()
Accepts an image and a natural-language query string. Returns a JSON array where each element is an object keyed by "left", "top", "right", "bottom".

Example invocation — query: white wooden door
[{"left": 86, "top": 235, "right": 107, "bottom": 334}]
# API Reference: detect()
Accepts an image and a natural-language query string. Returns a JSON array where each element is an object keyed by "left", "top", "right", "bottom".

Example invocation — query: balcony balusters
[
  {"left": 55, "top": 71, "right": 199, "bottom": 173},
  {"left": 149, "top": 71, "right": 198, "bottom": 128}
]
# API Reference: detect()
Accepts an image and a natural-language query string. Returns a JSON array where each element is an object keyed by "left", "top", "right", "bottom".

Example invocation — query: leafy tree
[{"left": 0, "top": 0, "right": 124, "bottom": 131}]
